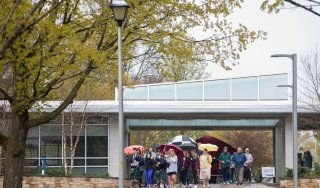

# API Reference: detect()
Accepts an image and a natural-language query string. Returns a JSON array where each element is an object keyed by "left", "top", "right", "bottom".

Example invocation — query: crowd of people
[{"left": 127, "top": 146, "right": 254, "bottom": 188}]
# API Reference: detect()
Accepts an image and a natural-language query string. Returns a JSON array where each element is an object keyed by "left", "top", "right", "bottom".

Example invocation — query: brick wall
[
  {"left": 280, "top": 179, "right": 320, "bottom": 188},
  {"left": 0, "top": 176, "right": 130, "bottom": 188}
]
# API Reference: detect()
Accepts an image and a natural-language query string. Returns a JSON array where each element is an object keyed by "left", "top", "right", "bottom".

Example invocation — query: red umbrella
[
  {"left": 124, "top": 145, "right": 144, "bottom": 155},
  {"left": 157, "top": 144, "right": 184, "bottom": 159},
  {"left": 196, "top": 135, "right": 237, "bottom": 176}
]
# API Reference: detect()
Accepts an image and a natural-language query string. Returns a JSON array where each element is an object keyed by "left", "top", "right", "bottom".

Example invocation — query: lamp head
[{"left": 109, "top": 0, "right": 130, "bottom": 26}]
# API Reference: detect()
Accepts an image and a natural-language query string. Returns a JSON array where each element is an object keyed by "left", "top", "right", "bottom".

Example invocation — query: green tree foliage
[
  {"left": 261, "top": 0, "right": 320, "bottom": 17},
  {"left": 0, "top": 0, "right": 265, "bottom": 187}
]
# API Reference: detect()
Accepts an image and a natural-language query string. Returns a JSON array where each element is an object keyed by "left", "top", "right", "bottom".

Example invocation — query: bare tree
[
  {"left": 299, "top": 48, "right": 320, "bottom": 113},
  {"left": 62, "top": 101, "right": 88, "bottom": 176}
]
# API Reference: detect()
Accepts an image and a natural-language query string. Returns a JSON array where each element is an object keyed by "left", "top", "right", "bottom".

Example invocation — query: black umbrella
[
  {"left": 179, "top": 142, "right": 197, "bottom": 150},
  {"left": 168, "top": 135, "right": 197, "bottom": 146}
]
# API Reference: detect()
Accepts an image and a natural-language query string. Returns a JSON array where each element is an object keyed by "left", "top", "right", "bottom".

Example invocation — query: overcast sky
[{"left": 195, "top": 0, "right": 320, "bottom": 79}]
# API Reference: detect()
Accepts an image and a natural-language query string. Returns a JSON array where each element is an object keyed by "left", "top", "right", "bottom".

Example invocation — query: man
[
  {"left": 232, "top": 147, "right": 247, "bottom": 185},
  {"left": 219, "top": 147, "right": 231, "bottom": 184},
  {"left": 244, "top": 148, "right": 253, "bottom": 183}
]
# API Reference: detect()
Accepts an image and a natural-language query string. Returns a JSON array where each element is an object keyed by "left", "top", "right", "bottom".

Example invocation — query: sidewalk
[{"left": 208, "top": 183, "right": 279, "bottom": 188}]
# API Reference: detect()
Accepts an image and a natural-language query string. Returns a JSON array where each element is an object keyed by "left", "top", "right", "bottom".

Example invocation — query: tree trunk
[{"left": 3, "top": 112, "right": 28, "bottom": 188}]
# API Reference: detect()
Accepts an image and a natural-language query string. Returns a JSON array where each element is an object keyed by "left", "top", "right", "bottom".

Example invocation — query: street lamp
[
  {"left": 109, "top": 1, "right": 129, "bottom": 188},
  {"left": 271, "top": 53, "right": 298, "bottom": 188}
]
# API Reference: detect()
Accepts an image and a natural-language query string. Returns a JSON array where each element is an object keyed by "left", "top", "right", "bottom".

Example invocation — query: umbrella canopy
[
  {"left": 157, "top": 144, "right": 184, "bottom": 159},
  {"left": 179, "top": 141, "right": 197, "bottom": 150},
  {"left": 168, "top": 135, "right": 197, "bottom": 146},
  {"left": 124, "top": 145, "right": 144, "bottom": 155},
  {"left": 198, "top": 143, "right": 219, "bottom": 152},
  {"left": 196, "top": 135, "right": 237, "bottom": 154}
]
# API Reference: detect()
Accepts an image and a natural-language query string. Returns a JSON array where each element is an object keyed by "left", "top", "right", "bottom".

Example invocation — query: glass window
[
  {"left": 204, "top": 79, "right": 230, "bottom": 101},
  {"left": 45, "top": 159, "right": 62, "bottom": 166},
  {"left": 259, "top": 74, "right": 288, "bottom": 100},
  {"left": 87, "top": 125, "right": 108, "bottom": 157},
  {"left": 26, "top": 127, "right": 39, "bottom": 158},
  {"left": 177, "top": 81, "right": 203, "bottom": 101},
  {"left": 124, "top": 86, "right": 148, "bottom": 100},
  {"left": 232, "top": 77, "right": 258, "bottom": 100},
  {"left": 87, "top": 159, "right": 108, "bottom": 166},
  {"left": 66, "top": 159, "right": 85, "bottom": 166},
  {"left": 63, "top": 124, "right": 85, "bottom": 157},
  {"left": 40, "top": 124, "right": 62, "bottom": 157},
  {"left": 149, "top": 84, "right": 175, "bottom": 100}
]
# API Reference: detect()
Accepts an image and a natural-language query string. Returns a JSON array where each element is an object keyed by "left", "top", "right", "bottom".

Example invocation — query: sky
[{"left": 193, "top": 0, "right": 320, "bottom": 79}]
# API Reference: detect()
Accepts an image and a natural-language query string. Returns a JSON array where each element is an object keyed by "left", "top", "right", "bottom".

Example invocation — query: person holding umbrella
[
  {"left": 166, "top": 148, "right": 178, "bottom": 188},
  {"left": 199, "top": 149, "right": 212, "bottom": 188}
]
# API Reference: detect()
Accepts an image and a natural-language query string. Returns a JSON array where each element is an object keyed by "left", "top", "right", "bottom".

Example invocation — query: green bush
[
  {"left": 315, "top": 163, "right": 320, "bottom": 175},
  {"left": 45, "top": 166, "right": 65, "bottom": 176}
]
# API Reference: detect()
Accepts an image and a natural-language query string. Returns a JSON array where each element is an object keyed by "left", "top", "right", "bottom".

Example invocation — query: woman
[
  {"left": 166, "top": 148, "right": 178, "bottom": 188},
  {"left": 154, "top": 150, "right": 168, "bottom": 188},
  {"left": 130, "top": 150, "right": 144, "bottom": 187},
  {"left": 144, "top": 152, "right": 155, "bottom": 188},
  {"left": 188, "top": 149, "right": 200, "bottom": 186},
  {"left": 199, "top": 149, "right": 212, "bottom": 188},
  {"left": 244, "top": 148, "right": 253, "bottom": 183}
]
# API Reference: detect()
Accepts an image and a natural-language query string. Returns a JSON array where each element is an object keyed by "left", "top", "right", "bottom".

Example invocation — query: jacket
[
  {"left": 199, "top": 154, "right": 212, "bottom": 169},
  {"left": 188, "top": 154, "right": 200, "bottom": 171},
  {"left": 144, "top": 157, "right": 155, "bottom": 170},
  {"left": 232, "top": 152, "right": 247, "bottom": 168},
  {"left": 244, "top": 153, "right": 253, "bottom": 167},
  {"left": 218, "top": 152, "right": 231, "bottom": 168}
]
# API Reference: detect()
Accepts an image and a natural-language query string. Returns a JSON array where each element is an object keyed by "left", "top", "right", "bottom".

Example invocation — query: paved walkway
[
  {"left": 207, "top": 184, "right": 279, "bottom": 188},
  {"left": 177, "top": 184, "right": 279, "bottom": 188}
]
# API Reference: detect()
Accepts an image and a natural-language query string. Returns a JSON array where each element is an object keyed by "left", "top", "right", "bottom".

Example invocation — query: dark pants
[
  {"left": 221, "top": 167, "right": 230, "bottom": 182},
  {"left": 187, "top": 170, "right": 198, "bottom": 184},
  {"left": 244, "top": 166, "right": 251, "bottom": 182},
  {"left": 181, "top": 169, "right": 188, "bottom": 185},
  {"left": 230, "top": 168, "right": 235, "bottom": 183}
]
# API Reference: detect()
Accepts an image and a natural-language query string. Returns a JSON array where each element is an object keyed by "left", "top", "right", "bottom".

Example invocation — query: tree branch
[
  {"left": 0, "top": 88, "right": 12, "bottom": 104},
  {"left": 27, "top": 60, "right": 95, "bottom": 128},
  {"left": 285, "top": 0, "right": 320, "bottom": 17},
  {"left": 0, "top": 0, "right": 21, "bottom": 34}
]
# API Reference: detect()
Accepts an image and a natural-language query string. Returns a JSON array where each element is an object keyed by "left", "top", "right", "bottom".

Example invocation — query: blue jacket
[{"left": 232, "top": 152, "right": 247, "bottom": 168}]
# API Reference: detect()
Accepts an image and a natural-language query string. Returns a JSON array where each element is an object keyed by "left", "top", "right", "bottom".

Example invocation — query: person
[
  {"left": 244, "top": 147, "right": 253, "bottom": 183},
  {"left": 218, "top": 147, "right": 231, "bottom": 184},
  {"left": 148, "top": 146, "right": 157, "bottom": 159},
  {"left": 154, "top": 150, "right": 167, "bottom": 188},
  {"left": 303, "top": 150, "right": 313, "bottom": 169},
  {"left": 232, "top": 147, "right": 247, "bottom": 185},
  {"left": 180, "top": 150, "right": 191, "bottom": 187},
  {"left": 188, "top": 149, "right": 200, "bottom": 187},
  {"left": 230, "top": 155, "right": 236, "bottom": 184},
  {"left": 199, "top": 149, "right": 212, "bottom": 188},
  {"left": 129, "top": 149, "right": 144, "bottom": 187},
  {"left": 144, "top": 152, "right": 155, "bottom": 188},
  {"left": 166, "top": 148, "right": 178, "bottom": 188}
]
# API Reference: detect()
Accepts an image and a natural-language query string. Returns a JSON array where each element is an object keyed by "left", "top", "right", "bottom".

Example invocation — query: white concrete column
[
  {"left": 274, "top": 123, "right": 285, "bottom": 182},
  {"left": 285, "top": 115, "right": 293, "bottom": 169},
  {"left": 109, "top": 116, "right": 120, "bottom": 177}
]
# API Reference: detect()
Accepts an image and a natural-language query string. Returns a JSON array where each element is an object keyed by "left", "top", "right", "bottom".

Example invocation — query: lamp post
[
  {"left": 109, "top": 1, "right": 129, "bottom": 188},
  {"left": 271, "top": 54, "right": 298, "bottom": 188}
]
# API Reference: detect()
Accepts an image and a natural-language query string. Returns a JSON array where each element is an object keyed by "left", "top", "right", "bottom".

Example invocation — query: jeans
[
  {"left": 181, "top": 169, "right": 188, "bottom": 185},
  {"left": 235, "top": 167, "right": 244, "bottom": 185},
  {"left": 221, "top": 167, "right": 230, "bottom": 182},
  {"left": 145, "top": 169, "right": 153, "bottom": 185}
]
